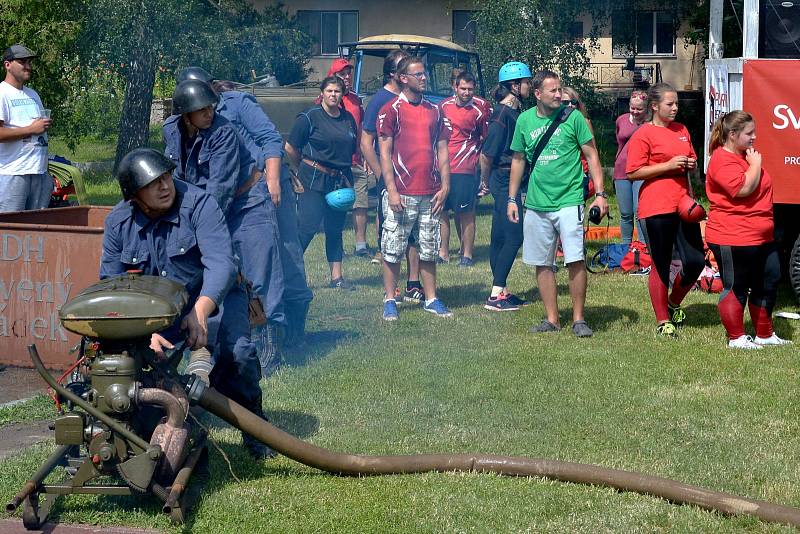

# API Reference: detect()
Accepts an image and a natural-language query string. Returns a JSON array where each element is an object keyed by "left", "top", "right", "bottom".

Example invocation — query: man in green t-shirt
[{"left": 506, "top": 70, "right": 608, "bottom": 338}]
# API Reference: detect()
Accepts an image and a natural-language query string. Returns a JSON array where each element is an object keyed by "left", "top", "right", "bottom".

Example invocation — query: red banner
[{"left": 742, "top": 60, "right": 800, "bottom": 204}]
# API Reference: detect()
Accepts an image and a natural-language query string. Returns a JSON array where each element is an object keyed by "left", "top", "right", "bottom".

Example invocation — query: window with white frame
[
  {"left": 612, "top": 10, "right": 675, "bottom": 56},
  {"left": 297, "top": 11, "right": 358, "bottom": 56}
]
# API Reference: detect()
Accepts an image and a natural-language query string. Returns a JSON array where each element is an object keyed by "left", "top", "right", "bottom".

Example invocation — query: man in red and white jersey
[
  {"left": 438, "top": 71, "right": 489, "bottom": 266},
  {"left": 377, "top": 56, "right": 452, "bottom": 320}
]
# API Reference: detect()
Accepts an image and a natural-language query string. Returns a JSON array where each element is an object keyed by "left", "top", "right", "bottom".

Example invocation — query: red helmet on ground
[{"left": 678, "top": 195, "right": 706, "bottom": 223}]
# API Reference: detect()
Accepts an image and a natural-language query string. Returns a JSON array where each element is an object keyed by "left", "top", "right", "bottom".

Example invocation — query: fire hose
[
  {"left": 19, "top": 344, "right": 800, "bottom": 528},
  {"left": 188, "top": 380, "right": 800, "bottom": 527}
]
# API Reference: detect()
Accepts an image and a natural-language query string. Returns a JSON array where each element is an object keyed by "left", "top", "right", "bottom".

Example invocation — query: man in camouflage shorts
[{"left": 377, "top": 56, "right": 453, "bottom": 320}]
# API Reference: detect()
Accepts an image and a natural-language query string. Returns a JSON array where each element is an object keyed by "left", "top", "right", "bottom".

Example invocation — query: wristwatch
[{"left": 595, "top": 191, "right": 609, "bottom": 199}]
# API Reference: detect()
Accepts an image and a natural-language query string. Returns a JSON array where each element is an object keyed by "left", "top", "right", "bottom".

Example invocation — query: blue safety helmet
[
  {"left": 325, "top": 187, "right": 356, "bottom": 211},
  {"left": 498, "top": 62, "right": 532, "bottom": 83}
]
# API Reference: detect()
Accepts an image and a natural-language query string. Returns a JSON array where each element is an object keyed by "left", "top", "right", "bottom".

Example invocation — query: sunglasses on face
[
  {"left": 404, "top": 71, "right": 427, "bottom": 80},
  {"left": 564, "top": 99, "right": 579, "bottom": 107},
  {"left": 13, "top": 58, "right": 32, "bottom": 65}
]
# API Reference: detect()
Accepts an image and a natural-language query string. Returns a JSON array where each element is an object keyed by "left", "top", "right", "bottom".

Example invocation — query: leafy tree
[
  {"left": 0, "top": 0, "right": 83, "bottom": 137},
  {"left": 75, "top": 0, "right": 311, "bottom": 170},
  {"left": 474, "top": 0, "right": 603, "bottom": 98},
  {"left": 474, "top": 0, "right": 706, "bottom": 94}
]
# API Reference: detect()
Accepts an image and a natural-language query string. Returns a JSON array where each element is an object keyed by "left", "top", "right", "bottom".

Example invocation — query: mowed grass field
[{"left": 1, "top": 174, "right": 800, "bottom": 533}]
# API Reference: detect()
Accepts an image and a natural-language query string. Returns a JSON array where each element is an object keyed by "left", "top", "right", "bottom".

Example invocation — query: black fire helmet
[{"left": 116, "top": 148, "right": 176, "bottom": 200}]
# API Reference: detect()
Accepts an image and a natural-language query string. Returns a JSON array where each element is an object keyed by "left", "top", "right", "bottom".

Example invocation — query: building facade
[{"left": 256, "top": 1, "right": 702, "bottom": 92}]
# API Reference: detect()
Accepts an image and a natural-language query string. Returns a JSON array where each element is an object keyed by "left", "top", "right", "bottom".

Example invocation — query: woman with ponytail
[
  {"left": 706, "top": 111, "right": 791, "bottom": 349},
  {"left": 625, "top": 83, "right": 705, "bottom": 337},
  {"left": 479, "top": 62, "right": 532, "bottom": 311}
]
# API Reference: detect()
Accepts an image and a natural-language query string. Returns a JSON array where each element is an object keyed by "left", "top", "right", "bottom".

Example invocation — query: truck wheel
[{"left": 791, "top": 235, "right": 800, "bottom": 303}]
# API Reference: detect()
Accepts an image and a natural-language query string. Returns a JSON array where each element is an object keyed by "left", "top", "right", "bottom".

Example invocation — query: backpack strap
[{"left": 530, "top": 106, "right": 574, "bottom": 168}]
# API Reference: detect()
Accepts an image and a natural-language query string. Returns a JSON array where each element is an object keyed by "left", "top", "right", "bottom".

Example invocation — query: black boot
[
  {"left": 284, "top": 301, "right": 309, "bottom": 348},
  {"left": 242, "top": 403, "right": 277, "bottom": 460},
  {"left": 242, "top": 433, "right": 277, "bottom": 460}
]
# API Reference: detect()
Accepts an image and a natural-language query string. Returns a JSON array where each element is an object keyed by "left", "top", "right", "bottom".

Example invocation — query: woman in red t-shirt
[
  {"left": 706, "top": 111, "right": 791, "bottom": 349},
  {"left": 626, "top": 83, "right": 706, "bottom": 337}
]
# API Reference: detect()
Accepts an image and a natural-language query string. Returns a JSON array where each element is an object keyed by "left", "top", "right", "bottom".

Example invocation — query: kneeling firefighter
[
  {"left": 102, "top": 148, "right": 275, "bottom": 459},
  {"left": 163, "top": 79, "right": 286, "bottom": 379}
]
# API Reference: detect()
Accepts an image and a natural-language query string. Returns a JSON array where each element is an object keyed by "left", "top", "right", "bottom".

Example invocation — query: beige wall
[
  {"left": 258, "top": 1, "right": 702, "bottom": 89},
  {"left": 584, "top": 17, "right": 704, "bottom": 92},
  {"left": 257, "top": 0, "right": 477, "bottom": 80}
]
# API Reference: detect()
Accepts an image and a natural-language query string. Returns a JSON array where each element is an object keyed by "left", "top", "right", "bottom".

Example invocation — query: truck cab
[{"left": 339, "top": 34, "right": 485, "bottom": 103}]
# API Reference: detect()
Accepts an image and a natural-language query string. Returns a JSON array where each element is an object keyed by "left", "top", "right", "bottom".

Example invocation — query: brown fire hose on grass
[{"left": 190, "top": 382, "right": 800, "bottom": 527}]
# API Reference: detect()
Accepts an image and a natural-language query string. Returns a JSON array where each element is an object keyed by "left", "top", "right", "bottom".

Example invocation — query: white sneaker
[
  {"left": 728, "top": 335, "right": 763, "bottom": 350},
  {"left": 754, "top": 333, "right": 793, "bottom": 346}
]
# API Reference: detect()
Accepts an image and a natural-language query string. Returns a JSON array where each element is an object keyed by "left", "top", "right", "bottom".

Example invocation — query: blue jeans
[
  {"left": 614, "top": 179, "right": 646, "bottom": 245},
  {"left": 0, "top": 173, "right": 52, "bottom": 213}
]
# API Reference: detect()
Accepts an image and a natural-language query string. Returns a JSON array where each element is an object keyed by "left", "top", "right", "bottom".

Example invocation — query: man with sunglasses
[
  {"left": 506, "top": 70, "right": 608, "bottom": 338},
  {"left": 377, "top": 56, "right": 452, "bottom": 320},
  {"left": 0, "top": 45, "right": 52, "bottom": 213}
]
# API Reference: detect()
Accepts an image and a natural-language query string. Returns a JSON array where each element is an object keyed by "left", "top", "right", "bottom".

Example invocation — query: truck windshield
[{"left": 353, "top": 47, "right": 482, "bottom": 101}]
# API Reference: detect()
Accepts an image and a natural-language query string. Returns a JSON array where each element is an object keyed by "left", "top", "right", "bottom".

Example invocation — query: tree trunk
[{"left": 113, "top": 52, "right": 157, "bottom": 173}]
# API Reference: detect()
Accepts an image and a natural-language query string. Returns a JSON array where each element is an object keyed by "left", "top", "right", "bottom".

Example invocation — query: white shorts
[{"left": 522, "top": 205, "right": 585, "bottom": 267}]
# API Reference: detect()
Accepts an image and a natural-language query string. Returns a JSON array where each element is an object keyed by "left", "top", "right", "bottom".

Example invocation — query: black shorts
[{"left": 445, "top": 172, "right": 480, "bottom": 213}]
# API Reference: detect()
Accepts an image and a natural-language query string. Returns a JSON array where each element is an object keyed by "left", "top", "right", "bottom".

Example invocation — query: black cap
[
  {"left": 3, "top": 44, "right": 37, "bottom": 62},
  {"left": 116, "top": 148, "right": 176, "bottom": 200}
]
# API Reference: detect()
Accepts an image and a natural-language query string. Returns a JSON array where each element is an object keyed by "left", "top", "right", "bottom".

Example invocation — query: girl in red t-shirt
[
  {"left": 626, "top": 83, "right": 705, "bottom": 337},
  {"left": 706, "top": 110, "right": 791, "bottom": 349}
]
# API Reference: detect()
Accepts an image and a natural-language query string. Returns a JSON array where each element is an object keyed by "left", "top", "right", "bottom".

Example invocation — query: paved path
[
  {"left": 0, "top": 367, "right": 46, "bottom": 406},
  {"left": 0, "top": 421, "right": 52, "bottom": 461},
  {"left": 0, "top": 519, "right": 161, "bottom": 534}
]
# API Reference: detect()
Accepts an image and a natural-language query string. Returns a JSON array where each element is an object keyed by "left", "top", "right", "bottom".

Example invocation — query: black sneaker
[
  {"left": 329, "top": 277, "right": 356, "bottom": 291},
  {"left": 404, "top": 285, "right": 424, "bottom": 304},
  {"left": 529, "top": 319, "right": 561, "bottom": 334},
  {"left": 571, "top": 320, "right": 593, "bottom": 338},
  {"left": 354, "top": 246, "right": 373, "bottom": 258},
  {"left": 504, "top": 292, "right": 530, "bottom": 307},
  {"left": 459, "top": 257, "right": 475, "bottom": 267},
  {"left": 668, "top": 303, "right": 686, "bottom": 326},
  {"left": 484, "top": 294, "right": 519, "bottom": 312},
  {"left": 436, "top": 255, "right": 449, "bottom": 265}
]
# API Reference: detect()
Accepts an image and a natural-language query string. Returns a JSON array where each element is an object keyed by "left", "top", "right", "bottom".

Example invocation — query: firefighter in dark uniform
[
  {"left": 100, "top": 147, "right": 274, "bottom": 459},
  {"left": 162, "top": 79, "right": 286, "bottom": 376},
  {"left": 177, "top": 66, "right": 312, "bottom": 361}
]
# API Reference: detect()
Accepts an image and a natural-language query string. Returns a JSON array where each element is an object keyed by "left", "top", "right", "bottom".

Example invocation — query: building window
[
  {"left": 453, "top": 10, "right": 478, "bottom": 46},
  {"left": 297, "top": 11, "right": 358, "bottom": 56},
  {"left": 612, "top": 10, "right": 675, "bottom": 56}
]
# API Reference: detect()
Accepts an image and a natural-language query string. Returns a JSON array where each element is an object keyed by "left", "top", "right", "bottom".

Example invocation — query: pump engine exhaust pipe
[{"left": 191, "top": 382, "right": 800, "bottom": 528}]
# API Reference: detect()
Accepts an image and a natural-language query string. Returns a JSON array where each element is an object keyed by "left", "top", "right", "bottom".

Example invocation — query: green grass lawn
[
  {"left": 49, "top": 129, "right": 166, "bottom": 163},
  {"left": 1, "top": 188, "right": 799, "bottom": 532}
]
